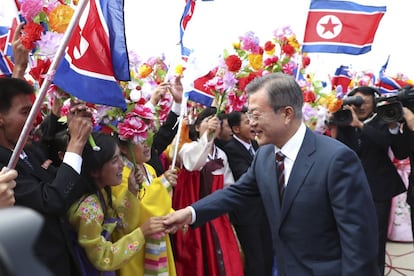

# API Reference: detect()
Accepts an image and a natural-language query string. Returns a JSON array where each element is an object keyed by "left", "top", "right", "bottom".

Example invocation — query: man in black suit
[
  {"left": 0, "top": 77, "right": 96, "bottom": 276},
  {"left": 145, "top": 78, "right": 183, "bottom": 176},
  {"left": 332, "top": 86, "right": 408, "bottom": 275},
  {"left": 223, "top": 109, "right": 273, "bottom": 276},
  {"left": 215, "top": 111, "right": 233, "bottom": 150},
  {"left": 164, "top": 73, "right": 379, "bottom": 275}
]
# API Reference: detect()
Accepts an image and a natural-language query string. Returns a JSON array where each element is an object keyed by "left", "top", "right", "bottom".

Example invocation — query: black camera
[
  {"left": 328, "top": 95, "right": 364, "bottom": 126},
  {"left": 376, "top": 85, "right": 414, "bottom": 123}
]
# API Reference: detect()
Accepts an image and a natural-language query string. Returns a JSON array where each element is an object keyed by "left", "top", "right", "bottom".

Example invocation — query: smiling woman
[{"left": 124, "top": 0, "right": 413, "bottom": 85}]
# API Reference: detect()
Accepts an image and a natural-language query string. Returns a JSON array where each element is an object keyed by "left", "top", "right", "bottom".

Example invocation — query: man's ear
[
  {"left": 0, "top": 115, "right": 4, "bottom": 128},
  {"left": 232, "top": 126, "right": 241, "bottom": 134}
]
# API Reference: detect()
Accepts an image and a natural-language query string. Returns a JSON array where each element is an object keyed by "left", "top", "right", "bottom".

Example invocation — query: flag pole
[
  {"left": 7, "top": 0, "right": 90, "bottom": 169},
  {"left": 170, "top": 95, "right": 188, "bottom": 169},
  {"left": 170, "top": 83, "right": 186, "bottom": 165}
]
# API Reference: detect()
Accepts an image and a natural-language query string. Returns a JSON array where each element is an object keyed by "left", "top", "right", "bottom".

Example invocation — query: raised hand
[
  {"left": 11, "top": 23, "right": 30, "bottom": 79},
  {"left": 163, "top": 167, "right": 178, "bottom": 186},
  {"left": 66, "top": 103, "right": 93, "bottom": 155},
  {"left": 170, "top": 76, "right": 183, "bottom": 103}
]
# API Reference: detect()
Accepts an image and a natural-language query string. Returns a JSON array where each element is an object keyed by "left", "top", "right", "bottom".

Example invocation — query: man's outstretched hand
[{"left": 163, "top": 207, "right": 193, "bottom": 234}]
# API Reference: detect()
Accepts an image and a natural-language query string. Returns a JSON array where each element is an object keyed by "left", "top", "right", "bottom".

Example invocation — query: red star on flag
[{"left": 320, "top": 17, "right": 339, "bottom": 35}]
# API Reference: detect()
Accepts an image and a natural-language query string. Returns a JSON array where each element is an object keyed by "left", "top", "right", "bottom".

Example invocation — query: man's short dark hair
[{"left": 0, "top": 77, "right": 34, "bottom": 112}]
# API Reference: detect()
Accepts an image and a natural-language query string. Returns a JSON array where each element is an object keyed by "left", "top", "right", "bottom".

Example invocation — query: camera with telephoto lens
[
  {"left": 328, "top": 95, "right": 364, "bottom": 126},
  {"left": 376, "top": 85, "right": 414, "bottom": 123}
]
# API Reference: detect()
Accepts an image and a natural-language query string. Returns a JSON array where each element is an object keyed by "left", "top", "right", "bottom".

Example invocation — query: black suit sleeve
[{"left": 152, "top": 111, "right": 179, "bottom": 156}]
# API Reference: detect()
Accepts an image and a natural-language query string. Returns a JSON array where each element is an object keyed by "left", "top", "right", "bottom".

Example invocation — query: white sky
[{"left": 124, "top": 0, "right": 412, "bottom": 84}]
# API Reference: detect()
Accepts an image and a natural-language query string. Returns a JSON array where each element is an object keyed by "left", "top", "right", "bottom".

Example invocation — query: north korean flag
[
  {"left": 331, "top": 65, "right": 352, "bottom": 92},
  {"left": 179, "top": 0, "right": 196, "bottom": 59},
  {"left": 54, "top": 0, "right": 129, "bottom": 109},
  {"left": 0, "top": 0, "right": 21, "bottom": 76},
  {"left": 377, "top": 56, "right": 411, "bottom": 94},
  {"left": 187, "top": 69, "right": 216, "bottom": 107},
  {"left": 302, "top": 0, "right": 386, "bottom": 55}
]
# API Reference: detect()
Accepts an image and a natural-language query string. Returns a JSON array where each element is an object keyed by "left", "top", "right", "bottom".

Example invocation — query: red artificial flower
[
  {"left": 302, "top": 56, "right": 311, "bottom": 68},
  {"left": 264, "top": 41, "right": 275, "bottom": 52},
  {"left": 303, "top": 91, "right": 316, "bottom": 103},
  {"left": 238, "top": 71, "right": 262, "bottom": 91},
  {"left": 21, "top": 22, "right": 44, "bottom": 50},
  {"left": 264, "top": 56, "right": 279, "bottom": 67},
  {"left": 225, "top": 55, "right": 242, "bottom": 72},
  {"left": 29, "top": 58, "right": 51, "bottom": 86},
  {"left": 100, "top": 125, "right": 116, "bottom": 135},
  {"left": 281, "top": 44, "right": 295, "bottom": 57},
  {"left": 137, "top": 97, "right": 146, "bottom": 105}
]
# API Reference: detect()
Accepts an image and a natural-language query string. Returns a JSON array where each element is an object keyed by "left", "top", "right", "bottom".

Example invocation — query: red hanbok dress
[{"left": 172, "top": 133, "right": 244, "bottom": 276}]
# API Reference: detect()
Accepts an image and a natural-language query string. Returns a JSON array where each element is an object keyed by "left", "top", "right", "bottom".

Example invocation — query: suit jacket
[
  {"left": 191, "top": 129, "right": 379, "bottom": 275},
  {"left": 148, "top": 111, "right": 179, "bottom": 176},
  {"left": 223, "top": 138, "right": 265, "bottom": 225},
  {"left": 223, "top": 137, "right": 273, "bottom": 276},
  {"left": 0, "top": 145, "right": 95, "bottom": 276},
  {"left": 223, "top": 137, "right": 258, "bottom": 180},
  {"left": 336, "top": 116, "right": 406, "bottom": 201}
]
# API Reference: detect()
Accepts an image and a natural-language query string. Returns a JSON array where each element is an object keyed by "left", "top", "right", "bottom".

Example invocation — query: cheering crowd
[{"left": 1, "top": 23, "right": 414, "bottom": 276}]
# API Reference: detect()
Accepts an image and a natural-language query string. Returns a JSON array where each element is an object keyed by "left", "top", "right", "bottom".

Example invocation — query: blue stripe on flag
[
  {"left": 302, "top": 43, "right": 372, "bottom": 55},
  {"left": 310, "top": 0, "right": 386, "bottom": 13},
  {"left": 55, "top": 58, "right": 126, "bottom": 108}
]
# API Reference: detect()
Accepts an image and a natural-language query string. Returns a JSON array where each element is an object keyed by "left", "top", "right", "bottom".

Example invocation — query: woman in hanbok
[
  {"left": 111, "top": 102, "right": 178, "bottom": 276},
  {"left": 67, "top": 132, "right": 166, "bottom": 276},
  {"left": 172, "top": 107, "right": 244, "bottom": 276}
]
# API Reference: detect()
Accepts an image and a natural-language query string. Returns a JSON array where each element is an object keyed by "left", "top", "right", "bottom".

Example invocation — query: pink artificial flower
[
  {"left": 226, "top": 91, "right": 248, "bottom": 112},
  {"left": 157, "top": 94, "right": 172, "bottom": 123},
  {"left": 60, "top": 99, "right": 71, "bottom": 117},
  {"left": 282, "top": 62, "right": 295, "bottom": 75},
  {"left": 128, "top": 103, "right": 154, "bottom": 120},
  {"left": 239, "top": 31, "right": 261, "bottom": 54},
  {"left": 118, "top": 117, "right": 148, "bottom": 144},
  {"left": 222, "top": 71, "right": 238, "bottom": 91},
  {"left": 21, "top": 0, "right": 44, "bottom": 21}
]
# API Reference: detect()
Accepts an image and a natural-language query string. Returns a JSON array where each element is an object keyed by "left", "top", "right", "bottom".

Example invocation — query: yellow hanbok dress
[
  {"left": 112, "top": 163, "right": 176, "bottom": 276},
  {"left": 68, "top": 186, "right": 145, "bottom": 273}
]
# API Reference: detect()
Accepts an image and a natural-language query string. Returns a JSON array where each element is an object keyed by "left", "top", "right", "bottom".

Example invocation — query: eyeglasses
[
  {"left": 246, "top": 111, "right": 262, "bottom": 122},
  {"left": 247, "top": 106, "right": 286, "bottom": 122}
]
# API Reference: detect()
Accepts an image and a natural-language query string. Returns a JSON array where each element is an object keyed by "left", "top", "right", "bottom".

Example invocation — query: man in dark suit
[
  {"left": 332, "top": 86, "right": 408, "bottom": 275},
  {"left": 145, "top": 78, "right": 183, "bottom": 176},
  {"left": 215, "top": 111, "right": 233, "bottom": 150},
  {"left": 164, "top": 73, "right": 379, "bottom": 275},
  {"left": 223, "top": 109, "right": 273, "bottom": 276},
  {"left": 0, "top": 77, "right": 96, "bottom": 276}
]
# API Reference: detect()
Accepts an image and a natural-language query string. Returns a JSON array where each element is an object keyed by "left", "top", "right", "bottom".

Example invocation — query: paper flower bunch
[
  {"left": 20, "top": 0, "right": 74, "bottom": 53},
  {"left": 198, "top": 26, "right": 313, "bottom": 114},
  {"left": 90, "top": 97, "right": 156, "bottom": 148},
  {"left": 124, "top": 52, "right": 176, "bottom": 127},
  {"left": 18, "top": 0, "right": 76, "bottom": 88}
]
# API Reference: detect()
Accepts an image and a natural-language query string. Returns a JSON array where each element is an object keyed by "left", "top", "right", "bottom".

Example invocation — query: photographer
[{"left": 329, "top": 86, "right": 408, "bottom": 275}]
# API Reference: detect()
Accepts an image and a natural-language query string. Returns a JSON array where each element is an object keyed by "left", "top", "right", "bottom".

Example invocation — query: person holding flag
[{"left": 0, "top": 77, "right": 96, "bottom": 276}]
